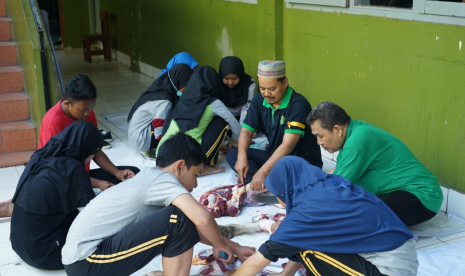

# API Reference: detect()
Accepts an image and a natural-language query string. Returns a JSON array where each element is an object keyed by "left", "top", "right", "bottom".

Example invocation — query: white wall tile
[
  {"left": 448, "top": 189, "right": 465, "bottom": 220},
  {"left": 322, "top": 158, "right": 336, "bottom": 173},
  {"left": 116, "top": 50, "right": 123, "bottom": 63},
  {"left": 149, "top": 65, "right": 157, "bottom": 78},
  {"left": 152, "top": 66, "right": 162, "bottom": 78},
  {"left": 320, "top": 145, "right": 333, "bottom": 160},
  {"left": 440, "top": 186, "right": 449, "bottom": 212},
  {"left": 124, "top": 54, "right": 131, "bottom": 66},
  {"left": 139, "top": 62, "right": 147, "bottom": 75}
]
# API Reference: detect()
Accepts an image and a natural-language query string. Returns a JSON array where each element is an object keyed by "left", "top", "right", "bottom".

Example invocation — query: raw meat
[
  {"left": 192, "top": 249, "right": 277, "bottom": 276},
  {"left": 251, "top": 213, "right": 286, "bottom": 223},
  {"left": 199, "top": 184, "right": 250, "bottom": 218}
]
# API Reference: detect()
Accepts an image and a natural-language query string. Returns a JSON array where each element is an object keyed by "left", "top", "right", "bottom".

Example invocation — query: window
[
  {"left": 421, "top": 0, "right": 465, "bottom": 17},
  {"left": 286, "top": 0, "right": 349, "bottom": 8},
  {"left": 286, "top": 0, "right": 465, "bottom": 25},
  {"left": 355, "top": 0, "right": 413, "bottom": 8}
]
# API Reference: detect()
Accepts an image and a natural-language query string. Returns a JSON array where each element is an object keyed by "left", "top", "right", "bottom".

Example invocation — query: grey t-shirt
[
  {"left": 128, "top": 100, "right": 172, "bottom": 152},
  {"left": 61, "top": 167, "right": 189, "bottom": 265}
]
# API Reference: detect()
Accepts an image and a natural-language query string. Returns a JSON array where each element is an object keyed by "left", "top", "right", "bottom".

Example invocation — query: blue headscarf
[
  {"left": 159, "top": 52, "right": 199, "bottom": 77},
  {"left": 265, "top": 156, "right": 413, "bottom": 254}
]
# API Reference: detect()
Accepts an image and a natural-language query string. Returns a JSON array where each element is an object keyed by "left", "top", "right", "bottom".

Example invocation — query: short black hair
[
  {"left": 276, "top": 77, "right": 286, "bottom": 83},
  {"left": 64, "top": 75, "right": 97, "bottom": 103},
  {"left": 156, "top": 132, "right": 206, "bottom": 169},
  {"left": 306, "top": 101, "right": 351, "bottom": 131}
]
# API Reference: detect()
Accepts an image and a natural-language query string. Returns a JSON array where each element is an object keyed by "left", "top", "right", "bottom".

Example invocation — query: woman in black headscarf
[
  {"left": 219, "top": 56, "right": 255, "bottom": 124},
  {"left": 10, "top": 121, "right": 104, "bottom": 270},
  {"left": 127, "top": 64, "right": 193, "bottom": 158},
  {"left": 156, "top": 66, "right": 241, "bottom": 175}
]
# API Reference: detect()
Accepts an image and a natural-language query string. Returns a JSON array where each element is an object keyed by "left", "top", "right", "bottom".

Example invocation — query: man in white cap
[{"left": 226, "top": 60, "right": 322, "bottom": 190}]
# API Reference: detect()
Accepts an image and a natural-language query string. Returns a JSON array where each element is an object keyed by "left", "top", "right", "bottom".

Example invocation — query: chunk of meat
[
  {"left": 192, "top": 249, "right": 277, "bottom": 276},
  {"left": 199, "top": 184, "right": 249, "bottom": 218},
  {"left": 251, "top": 213, "right": 286, "bottom": 223}
]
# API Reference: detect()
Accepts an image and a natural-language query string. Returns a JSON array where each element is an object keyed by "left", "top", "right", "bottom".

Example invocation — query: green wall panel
[
  {"left": 61, "top": 0, "right": 90, "bottom": 47},
  {"left": 139, "top": 0, "right": 263, "bottom": 75},
  {"left": 55, "top": 0, "right": 465, "bottom": 192},
  {"left": 284, "top": 9, "right": 465, "bottom": 191}
]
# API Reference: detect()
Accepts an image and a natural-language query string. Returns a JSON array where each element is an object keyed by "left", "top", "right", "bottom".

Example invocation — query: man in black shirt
[{"left": 226, "top": 60, "right": 322, "bottom": 190}]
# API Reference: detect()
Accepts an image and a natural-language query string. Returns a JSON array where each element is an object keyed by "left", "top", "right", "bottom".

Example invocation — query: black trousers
[
  {"left": 378, "top": 190, "right": 437, "bottom": 226},
  {"left": 296, "top": 250, "right": 387, "bottom": 276},
  {"left": 64, "top": 206, "right": 200, "bottom": 276},
  {"left": 226, "top": 147, "right": 272, "bottom": 183},
  {"left": 202, "top": 116, "right": 229, "bottom": 166},
  {"left": 89, "top": 166, "right": 140, "bottom": 184}
]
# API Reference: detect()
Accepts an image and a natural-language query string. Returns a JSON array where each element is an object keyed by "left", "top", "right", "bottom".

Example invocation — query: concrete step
[
  {"left": 0, "top": 66, "right": 23, "bottom": 93},
  {"left": 0, "top": 121, "right": 36, "bottom": 154},
  {"left": 0, "top": 92, "right": 29, "bottom": 123},
  {"left": 0, "top": 18, "right": 11, "bottom": 42},
  {"left": 0, "top": 42, "right": 17, "bottom": 66},
  {"left": 0, "top": 151, "right": 34, "bottom": 168}
]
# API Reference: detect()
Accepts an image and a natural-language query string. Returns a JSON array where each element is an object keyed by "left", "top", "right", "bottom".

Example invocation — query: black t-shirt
[{"left": 242, "top": 86, "right": 322, "bottom": 168}]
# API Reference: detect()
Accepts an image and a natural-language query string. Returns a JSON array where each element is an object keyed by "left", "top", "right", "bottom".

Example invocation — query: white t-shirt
[{"left": 61, "top": 167, "right": 189, "bottom": 265}]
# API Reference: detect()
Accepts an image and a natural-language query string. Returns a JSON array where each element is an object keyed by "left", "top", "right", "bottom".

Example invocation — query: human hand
[
  {"left": 249, "top": 170, "right": 268, "bottom": 191},
  {"left": 115, "top": 169, "right": 136, "bottom": 182},
  {"left": 232, "top": 245, "right": 256, "bottom": 262},
  {"left": 234, "top": 157, "right": 249, "bottom": 185},
  {"left": 213, "top": 243, "right": 234, "bottom": 264},
  {"left": 270, "top": 220, "right": 282, "bottom": 234}
]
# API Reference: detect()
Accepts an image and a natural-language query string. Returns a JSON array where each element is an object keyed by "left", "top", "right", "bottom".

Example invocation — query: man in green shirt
[{"left": 307, "top": 101, "right": 443, "bottom": 226}]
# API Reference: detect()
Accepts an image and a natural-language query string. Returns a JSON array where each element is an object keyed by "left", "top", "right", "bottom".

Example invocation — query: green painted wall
[
  {"left": 99, "top": 0, "right": 134, "bottom": 62},
  {"left": 98, "top": 0, "right": 278, "bottom": 77},
  {"left": 61, "top": 0, "right": 90, "bottom": 47},
  {"left": 284, "top": 9, "right": 465, "bottom": 191},
  {"left": 57, "top": 0, "right": 465, "bottom": 192},
  {"left": 7, "top": 0, "right": 56, "bottom": 139}
]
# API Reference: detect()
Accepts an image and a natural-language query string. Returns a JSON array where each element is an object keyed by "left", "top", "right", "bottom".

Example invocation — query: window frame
[
  {"left": 285, "top": 0, "right": 465, "bottom": 26},
  {"left": 286, "top": 0, "right": 349, "bottom": 7}
]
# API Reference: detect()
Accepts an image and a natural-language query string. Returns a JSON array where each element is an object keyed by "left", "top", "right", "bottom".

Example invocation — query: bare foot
[
  {"left": 0, "top": 199, "right": 14, "bottom": 217},
  {"left": 200, "top": 165, "right": 225, "bottom": 176}
]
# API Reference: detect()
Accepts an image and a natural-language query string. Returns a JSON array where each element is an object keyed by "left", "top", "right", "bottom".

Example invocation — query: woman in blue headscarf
[
  {"left": 158, "top": 52, "right": 199, "bottom": 77},
  {"left": 230, "top": 156, "right": 418, "bottom": 276}
]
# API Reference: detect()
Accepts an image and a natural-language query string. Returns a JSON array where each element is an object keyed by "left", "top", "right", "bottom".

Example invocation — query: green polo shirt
[{"left": 334, "top": 119, "right": 443, "bottom": 213}]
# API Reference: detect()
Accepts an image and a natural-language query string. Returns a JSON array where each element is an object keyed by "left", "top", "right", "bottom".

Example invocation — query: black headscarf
[
  {"left": 172, "top": 66, "right": 221, "bottom": 132},
  {"left": 12, "top": 121, "right": 104, "bottom": 215},
  {"left": 127, "top": 63, "right": 193, "bottom": 122},
  {"left": 218, "top": 56, "right": 253, "bottom": 107}
]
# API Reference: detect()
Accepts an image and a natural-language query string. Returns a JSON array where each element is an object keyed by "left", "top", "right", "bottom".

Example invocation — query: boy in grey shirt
[{"left": 62, "top": 133, "right": 255, "bottom": 276}]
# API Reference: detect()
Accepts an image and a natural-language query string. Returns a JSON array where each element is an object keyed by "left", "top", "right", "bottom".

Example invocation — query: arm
[
  {"left": 269, "top": 261, "right": 302, "bottom": 276},
  {"left": 250, "top": 133, "right": 300, "bottom": 191},
  {"left": 92, "top": 150, "right": 136, "bottom": 182},
  {"left": 211, "top": 100, "right": 241, "bottom": 140},
  {"left": 198, "top": 231, "right": 256, "bottom": 262},
  {"left": 230, "top": 252, "right": 271, "bottom": 276},
  {"left": 172, "top": 194, "right": 234, "bottom": 263},
  {"left": 235, "top": 127, "right": 254, "bottom": 184}
]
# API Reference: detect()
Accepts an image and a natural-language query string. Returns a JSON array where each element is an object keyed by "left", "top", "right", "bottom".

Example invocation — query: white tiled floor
[{"left": 1, "top": 49, "right": 464, "bottom": 275}]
